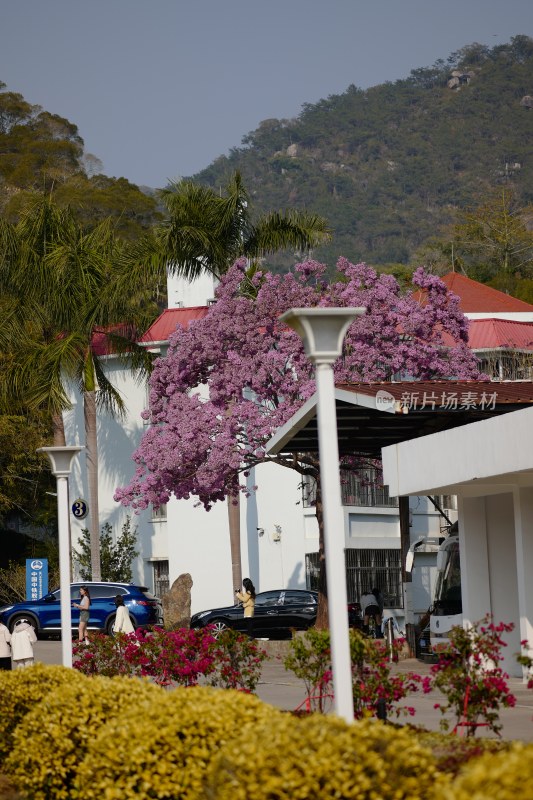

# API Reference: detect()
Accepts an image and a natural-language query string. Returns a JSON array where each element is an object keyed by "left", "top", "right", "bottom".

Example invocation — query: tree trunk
[
  {"left": 227, "top": 493, "right": 242, "bottom": 602},
  {"left": 84, "top": 388, "right": 101, "bottom": 581},
  {"left": 52, "top": 412, "right": 66, "bottom": 446},
  {"left": 314, "top": 480, "right": 329, "bottom": 630}
]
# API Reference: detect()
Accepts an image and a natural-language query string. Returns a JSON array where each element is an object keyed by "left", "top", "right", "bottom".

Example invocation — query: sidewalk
[{"left": 32, "top": 640, "right": 533, "bottom": 742}]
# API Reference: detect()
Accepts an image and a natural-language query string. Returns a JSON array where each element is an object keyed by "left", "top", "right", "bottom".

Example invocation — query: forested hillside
[
  {"left": 192, "top": 37, "right": 533, "bottom": 270},
  {"left": 0, "top": 81, "right": 160, "bottom": 239}
]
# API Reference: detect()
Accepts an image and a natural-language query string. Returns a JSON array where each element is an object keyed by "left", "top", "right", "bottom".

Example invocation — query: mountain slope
[{"left": 192, "top": 37, "right": 533, "bottom": 268}]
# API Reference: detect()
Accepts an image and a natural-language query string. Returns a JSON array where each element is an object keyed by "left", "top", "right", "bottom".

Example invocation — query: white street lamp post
[
  {"left": 280, "top": 307, "right": 365, "bottom": 723},
  {"left": 38, "top": 446, "right": 84, "bottom": 667}
]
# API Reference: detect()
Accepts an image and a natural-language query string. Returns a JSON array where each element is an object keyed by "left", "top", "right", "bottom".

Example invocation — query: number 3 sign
[{"left": 71, "top": 498, "right": 89, "bottom": 520}]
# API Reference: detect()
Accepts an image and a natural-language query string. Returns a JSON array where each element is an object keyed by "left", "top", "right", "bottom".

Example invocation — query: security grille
[
  {"left": 306, "top": 548, "right": 403, "bottom": 608},
  {"left": 153, "top": 560, "right": 169, "bottom": 598}
]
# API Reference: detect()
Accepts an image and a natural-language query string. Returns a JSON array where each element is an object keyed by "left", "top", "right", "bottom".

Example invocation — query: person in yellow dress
[{"left": 235, "top": 578, "right": 256, "bottom": 638}]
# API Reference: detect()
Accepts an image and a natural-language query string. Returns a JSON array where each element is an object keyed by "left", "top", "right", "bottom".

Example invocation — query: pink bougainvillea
[{"left": 115, "top": 258, "right": 482, "bottom": 511}]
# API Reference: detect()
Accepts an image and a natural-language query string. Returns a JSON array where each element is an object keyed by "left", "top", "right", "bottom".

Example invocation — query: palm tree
[
  {"left": 156, "top": 171, "right": 331, "bottom": 279},
  {"left": 125, "top": 172, "right": 332, "bottom": 595},
  {"left": 0, "top": 195, "right": 156, "bottom": 581}
]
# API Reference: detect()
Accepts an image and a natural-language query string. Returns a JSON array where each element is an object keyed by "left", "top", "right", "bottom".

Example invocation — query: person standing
[
  {"left": 360, "top": 588, "right": 383, "bottom": 637},
  {"left": 73, "top": 585, "right": 91, "bottom": 644},
  {"left": 11, "top": 619, "right": 37, "bottom": 668},
  {"left": 235, "top": 578, "right": 256, "bottom": 638},
  {"left": 112, "top": 595, "right": 135, "bottom": 635},
  {"left": 0, "top": 621, "right": 12, "bottom": 670}
]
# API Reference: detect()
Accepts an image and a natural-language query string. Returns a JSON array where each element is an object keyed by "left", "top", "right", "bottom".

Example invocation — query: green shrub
[
  {"left": 206, "top": 714, "right": 448, "bottom": 800},
  {"left": 436, "top": 742, "right": 533, "bottom": 799},
  {"left": 0, "top": 664, "right": 82, "bottom": 763},
  {"left": 0, "top": 774, "right": 21, "bottom": 800},
  {"left": 412, "top": 728, "right": 509, "bottom": 777},
  {"left": 75, "top": 686, "right": 282, "bottom": 800},
  {"left": 5, "top": 675, "right": 160, "bottom": 800}
]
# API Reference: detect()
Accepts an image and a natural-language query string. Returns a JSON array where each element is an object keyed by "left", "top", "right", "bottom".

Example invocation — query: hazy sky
[{"left": 2, "top": 1, "right": 532, "bottom": 189}]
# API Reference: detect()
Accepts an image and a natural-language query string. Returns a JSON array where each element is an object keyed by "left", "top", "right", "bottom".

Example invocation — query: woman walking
[{"left": 73, "top": 585, "right": 91, "bottom": 644}]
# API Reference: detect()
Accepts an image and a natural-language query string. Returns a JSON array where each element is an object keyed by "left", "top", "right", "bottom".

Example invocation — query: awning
[{"left": 266, "top": 381, "right": 533, "bottom": 458}]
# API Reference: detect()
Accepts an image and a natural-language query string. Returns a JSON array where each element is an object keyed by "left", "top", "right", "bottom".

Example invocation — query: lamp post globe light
[
  {"left": 37, "top": 446, "right": 84, "bottom": 667},
  {"left": 280, "top": 307, "right": 365, "bottom": 724}
]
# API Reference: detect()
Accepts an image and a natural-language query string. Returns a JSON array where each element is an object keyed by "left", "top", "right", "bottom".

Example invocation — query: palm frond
[{"left": 244, "top": 211, "right": 332, "bottom": 258}]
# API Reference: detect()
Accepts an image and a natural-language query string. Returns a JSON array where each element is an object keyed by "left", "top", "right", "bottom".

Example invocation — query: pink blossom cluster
[
  {"left": 73, "top": 626, "right": 267, "bottom": 692},
  {"left": 114, "top": 258, "right": 482, "bottom": 511}
]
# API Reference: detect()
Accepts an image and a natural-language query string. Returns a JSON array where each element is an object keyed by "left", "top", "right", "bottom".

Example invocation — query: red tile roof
[
  {"left": 90, "top": 324, "right": 138, "bottom": 356},
  {"left": 439, "top": 273, "right": 533, "bottom": 313},
  {"left": 468, "top": 318, "right": 533, "bottom": 350},
  {"left": 140, "top": 306, "right": 209, "bottom": 344}
]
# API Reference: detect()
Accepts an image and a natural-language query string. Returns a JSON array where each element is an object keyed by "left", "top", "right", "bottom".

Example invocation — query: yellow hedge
[
  {"left": 75, "top": 686, "right": 282, "bottom": 800},
  {"left": 5, "top": 674, "right": 160, "bottom": 800},
  {"left": 206, "top": 714, "right": 448, "bottom": 800},
  {"left": 0, "top": 663, "right": 82, "bottom": 763},
  {"left": 436, "top": 742, "right": 533, "bottom": 800}
]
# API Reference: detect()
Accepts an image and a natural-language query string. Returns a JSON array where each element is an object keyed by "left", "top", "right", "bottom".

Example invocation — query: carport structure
[{"left": 268, "top": 380, "right": 533, "bottom": 675}]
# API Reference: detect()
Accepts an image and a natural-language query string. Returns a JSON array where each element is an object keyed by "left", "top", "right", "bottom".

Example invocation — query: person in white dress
[
  {"left": 0, "top": 621, "right": 12, "bottom": 670},
  {"left": 11, "top": 619, "right": 37, "bottom": 668},
  {"left": 112, "top": 595, "right": 135, "bottom": 635}
]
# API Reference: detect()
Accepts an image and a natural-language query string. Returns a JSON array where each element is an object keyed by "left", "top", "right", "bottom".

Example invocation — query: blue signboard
[{"left": 26, "top": 558, "right": 48, "bottom": 601}]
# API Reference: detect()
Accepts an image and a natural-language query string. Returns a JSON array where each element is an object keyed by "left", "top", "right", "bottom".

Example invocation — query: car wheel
[
  {"left": 9, "top": 614, "right": 39, "bottom": 636},
  {"left": 106, "top": 615, "right": 116, "bottom": 635},
  {"left": 209, "top": 619, "right": 228, "bottom": 637}
]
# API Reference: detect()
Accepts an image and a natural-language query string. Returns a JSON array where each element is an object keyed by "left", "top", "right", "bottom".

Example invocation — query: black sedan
[
  {"left": 190, "top": 589, "right": 363, "bottom": 638},
  {"left": 190, "top": 589, "right": 318, "bottom": 638}
]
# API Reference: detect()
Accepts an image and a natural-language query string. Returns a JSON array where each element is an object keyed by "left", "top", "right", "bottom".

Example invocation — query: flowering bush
[
  {"left": 283, "top": 628, "right": 334, "bottom": 713},
  {"left": 74, "top": 626, "right": 267, "bottom": 692},
  {"left": 123, "top": 626, "right": 216, "bottom": 685},
  {"left": 283, "top": 628, "right": 426, "bottom": 718},
  {"left": 73, "top": 632, "right": 137, "bottom": 677},
  {"left": 429, "top": 616, "right": 516, "bottom": 736},
  {"left": 515, "top": 639, "right": 533, "bottom": 688},
  {"left": 350, "top": 630, "right": 428, "bottom": 719},
  {"left": 205, "top": 627, "right": 268, "bottom": 692}
]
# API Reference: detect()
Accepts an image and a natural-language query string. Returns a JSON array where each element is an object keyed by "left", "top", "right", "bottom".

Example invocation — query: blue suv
[{"left": 0, "top": 582, "right": 164, "bottom": 637}]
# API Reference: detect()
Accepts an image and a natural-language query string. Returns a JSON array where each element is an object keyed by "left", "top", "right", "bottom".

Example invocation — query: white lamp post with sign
[
  {"left": 38, "top": 446, "right": 84, "bottom": 668},
  {"left": 280, "top": 307, "right": 365, "bottom": 723}
]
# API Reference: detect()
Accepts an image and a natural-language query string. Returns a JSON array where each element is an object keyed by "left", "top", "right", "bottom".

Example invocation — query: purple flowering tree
[{"left": 115, "top": 258, "right": 481, "bottom": 627}]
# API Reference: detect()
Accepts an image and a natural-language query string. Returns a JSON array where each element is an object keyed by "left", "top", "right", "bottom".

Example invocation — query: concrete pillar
[
  {"left": 514, "top": 486, "right": 533, "bottom": 676},
  {"left": 459, "top": 496, "right": 491, "bottom": 626}
]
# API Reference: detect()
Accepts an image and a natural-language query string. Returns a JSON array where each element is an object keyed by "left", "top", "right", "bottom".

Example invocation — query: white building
[
  {"left": 382, "top": 403, "right": 533, "bottom": 676},
  {"left": 64, "top": 271, "right": 533, "bottom": 622}
]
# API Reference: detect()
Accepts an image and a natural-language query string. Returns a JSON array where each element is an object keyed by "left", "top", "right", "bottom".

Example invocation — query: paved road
[{"left": 32, "top": 639, "right": 533, "bottom": 741}]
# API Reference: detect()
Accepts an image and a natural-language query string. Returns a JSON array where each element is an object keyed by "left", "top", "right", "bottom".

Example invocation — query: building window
[
  {"left": 306, "top": 548, "right": 403, "bottom": 608},
  {"left": 301, "top": 468, "right": 398, "bottom": 509},
  {"left": 153, "top": 560, "right": 169, "bottom": 598},
  {"left": 151, "top": 504, "right": 167, "bottom": 522}
]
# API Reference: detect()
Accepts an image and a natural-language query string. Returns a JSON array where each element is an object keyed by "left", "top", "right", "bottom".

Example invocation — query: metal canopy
[{"left": 267, "top": 381, "right": 533, "bottom": 457}]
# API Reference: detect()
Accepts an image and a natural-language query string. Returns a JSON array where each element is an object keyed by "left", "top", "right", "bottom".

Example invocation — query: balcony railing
[{"left": 302, "top": 469, "right": 398, "bottom": 509}]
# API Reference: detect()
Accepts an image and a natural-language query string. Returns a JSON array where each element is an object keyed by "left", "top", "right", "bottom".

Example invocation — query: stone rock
[{"left": 162, "top": 573, "right": 193, "bottom": 629}]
